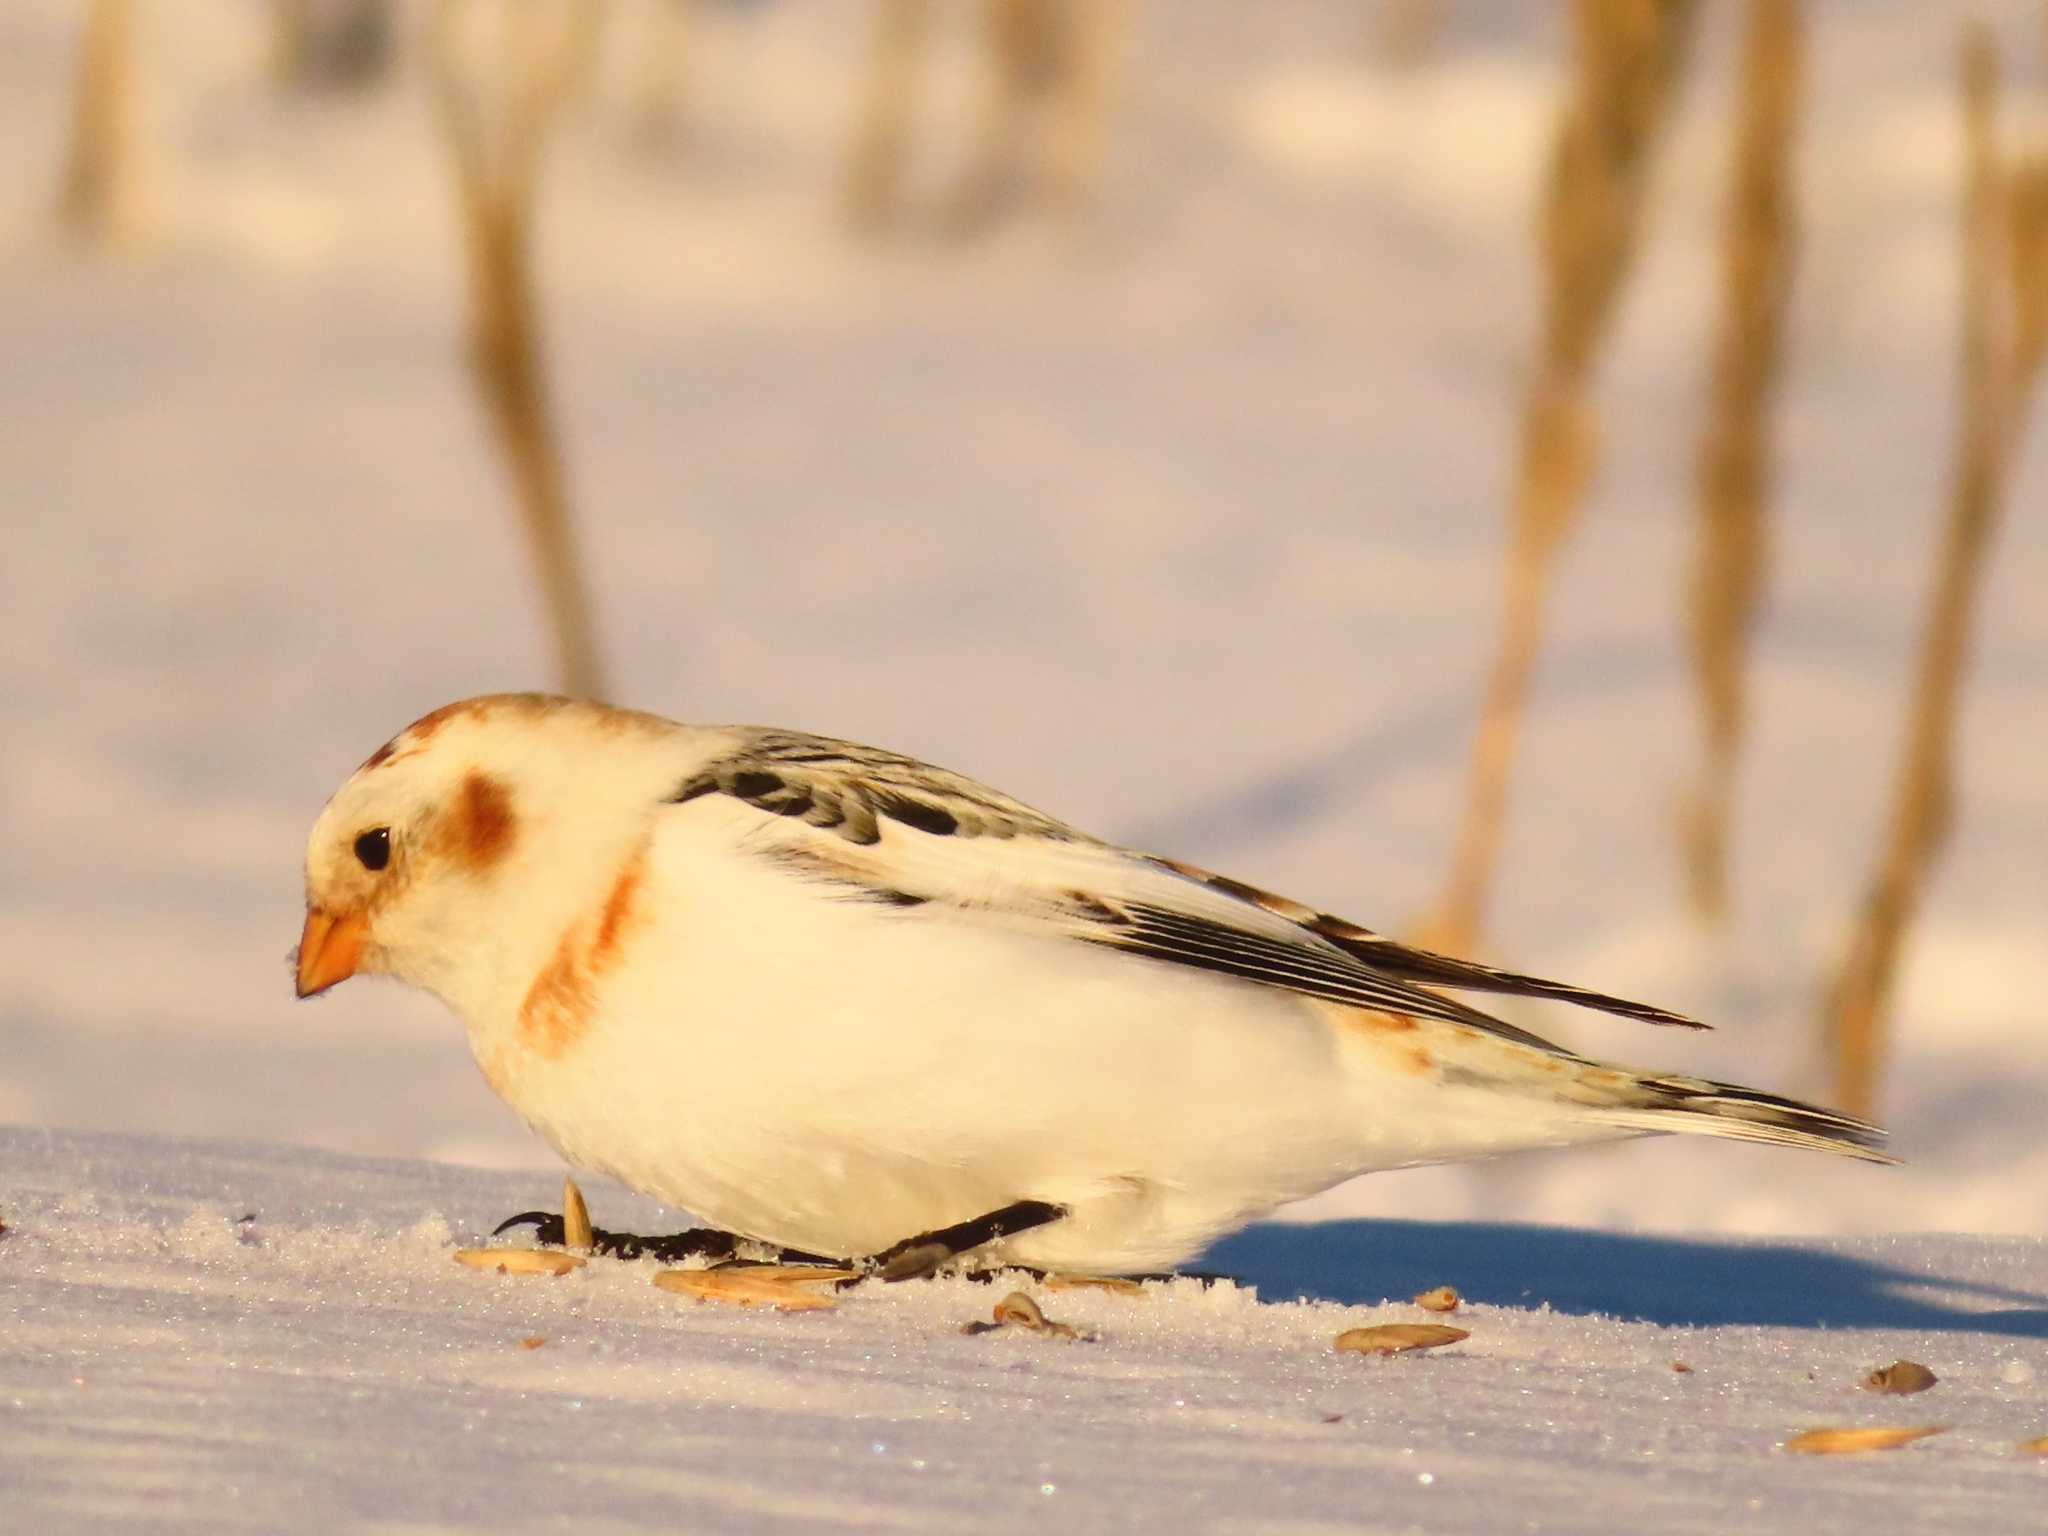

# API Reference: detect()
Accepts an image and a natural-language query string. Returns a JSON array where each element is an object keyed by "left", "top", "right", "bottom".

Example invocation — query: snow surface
[
  {"left": 4, "top": 3, "right": 2048, "bottom": 1520},
  {"left": 5, "top": 0, "right": 2045, "bottom": 1238},
  {"left": 4, "top": 1126, "right": 2046, "bottom": 1532}
]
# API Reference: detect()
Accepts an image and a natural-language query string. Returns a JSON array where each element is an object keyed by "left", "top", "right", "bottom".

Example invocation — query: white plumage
[{"left": 296, "top": 694, "right": 1889, "bottom": 1274}]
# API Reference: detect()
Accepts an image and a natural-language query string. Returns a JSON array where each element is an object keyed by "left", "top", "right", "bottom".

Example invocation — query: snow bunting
[{"left": 296, "top": 694, "right": 1889, "bottom": 1275}]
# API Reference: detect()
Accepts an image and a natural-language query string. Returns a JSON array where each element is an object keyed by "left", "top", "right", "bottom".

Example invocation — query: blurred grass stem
[
  {"left": 429, "top": 0, "right": 605, "bottom": 700},
  {"left": 1423, "top": 0, "right": 1697, "bottom": 956},
  {"left": 58, "top": 0, "right": 149, "bottom": 248},
  {"left": 1681, "top": 0, "right": 1801, "bottom": 921},
  {"left": 1826, "top": 26, "right": 2048, "bottom": 1116}
]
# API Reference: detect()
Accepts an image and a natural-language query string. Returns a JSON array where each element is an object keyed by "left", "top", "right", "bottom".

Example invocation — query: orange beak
[{"left": 296, "top": 907, "right": 368, "bottom": 998}]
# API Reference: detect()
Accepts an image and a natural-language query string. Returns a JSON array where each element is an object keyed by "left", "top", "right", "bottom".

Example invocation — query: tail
[{"left": 1598, "top": 1073, "right": 1896, "bottom": 1163}]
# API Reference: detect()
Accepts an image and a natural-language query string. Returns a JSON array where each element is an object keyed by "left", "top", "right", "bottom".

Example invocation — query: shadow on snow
[{"left": 1203, "top": 1218, "right": 2048, "bottom": 1337}]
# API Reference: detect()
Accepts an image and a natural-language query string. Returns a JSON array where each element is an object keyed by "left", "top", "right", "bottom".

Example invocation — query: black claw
[
  {"left": 877, "top": 1242, "right": 952, "bottom": 1283},
  {"left": 864, "top": 1198, "right": 1069, "bottom": 1282},
  {"left": 488, "top": 1206, "right": 839, "bottom": 1267},
  {"left": 493, "top": 1209, "right": 564, "bottom": 1243}
]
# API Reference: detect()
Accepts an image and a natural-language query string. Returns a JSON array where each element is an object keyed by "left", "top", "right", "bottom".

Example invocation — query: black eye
[{"left": 353, "top": 827, "right": 391, "bottom": 871}]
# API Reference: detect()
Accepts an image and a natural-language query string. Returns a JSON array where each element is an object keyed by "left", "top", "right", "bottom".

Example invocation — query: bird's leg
[
  {"left": 860, "top": 1198, "right": 1069, "bottom": 1282},
  {"left": 489, "top": 1209, "right": 835, "bottom": 1266}
]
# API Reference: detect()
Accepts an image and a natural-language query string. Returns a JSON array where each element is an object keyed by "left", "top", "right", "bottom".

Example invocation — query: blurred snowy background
[{"left": 3, "top": 0, "right": 2044, "bottom": 1240}]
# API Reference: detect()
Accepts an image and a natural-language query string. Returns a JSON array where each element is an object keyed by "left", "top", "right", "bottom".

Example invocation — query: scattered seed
[
  {"left": 1861, "top": 1360, "right": 1937, "bottom": 1395},
  {"left": 1333, "top": 1324, "right": 1469, "bottom": 1358},
  {"left": 453, "top": 1247, "right": 586, "bottom": 1277},
  {"left": 1673, "top": 1362, "right": 1694, "bottom": 1374},
  {"left": 561, "top": 1176, "right": 594, "bottom": 1253},
  {"left": 963, "top": 1290, "right": 1096, "bottom": 1341},
  {"left": 1412, "top": 1286, "right": 1460, "bottom": 1313},
  {"left": 519, "top": 1336, "right": 546, "bottom": 1350},
  {"left": 995, "top": 1292, "right": 1048, "bottom": 1328},
  {"left": 2017, "top": 1436, "right": 2048, "bottom": 1456},
  {"left": 652, "top": 1266, "right": 845, "bottom": 1311},
  {"left": 1784, "top": 1425, "right": 1946, "bottom": 1456}
]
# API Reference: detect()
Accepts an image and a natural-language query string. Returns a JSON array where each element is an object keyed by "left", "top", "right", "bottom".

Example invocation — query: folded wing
[{"left": 668, "top": 731, "right": 1703, "bottom": 1059}]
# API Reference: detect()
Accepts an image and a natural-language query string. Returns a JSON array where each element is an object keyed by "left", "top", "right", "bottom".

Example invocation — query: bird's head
[{"left": 295, "top": 694, "right": 681, "bottom": 1013}]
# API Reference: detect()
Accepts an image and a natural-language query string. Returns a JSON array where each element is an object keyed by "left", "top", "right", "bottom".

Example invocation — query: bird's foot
[
  {"left": 490, "top": 1209, "right": 837, "bottom": 1267},
  {"left": 857, "top": 1198, "right": 1069, "bottom": 1282}
]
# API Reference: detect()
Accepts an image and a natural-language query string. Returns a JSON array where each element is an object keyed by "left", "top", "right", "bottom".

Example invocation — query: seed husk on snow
[
  {"left": 962, "top": 1290, "right": 1096, "bottom": 1341},
  {"left": 1783, "top": 1425, "right": 1946, "bottom": 1455},
  {"left": 561, "top": 1176, "right": 593, "bottom": 1253},
  {"left": 1412, "top": 1286, "right": 1461, "bottom": 1313},
  {"left": 1861, "top": 1361, "right": 1938, "bottom": 1395},
  {"left": 652, "top": 1265, "right": 851, "bottom": 1311},
  {"left": 519, "top": 1336, "right": 546, "bottom": 1350},
  {"left": 2018, "top": 1436, "right": 2048, "bottom": 1456},
  {"left": 453, "top": 1247, "right": 586, "bottom": 1276},
  {"left": 1333, "top": 1323, "right": 1469, "bottom": 1357}
]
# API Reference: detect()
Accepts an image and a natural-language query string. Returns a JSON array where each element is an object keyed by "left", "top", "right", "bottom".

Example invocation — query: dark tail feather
[{"left": 1599, "top": 1074, "right": 1896, "bottom": 1163}]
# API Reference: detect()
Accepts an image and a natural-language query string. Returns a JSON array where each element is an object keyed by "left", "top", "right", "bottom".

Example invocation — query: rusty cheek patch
[{"left": 451, "top": 772, "right": 519, "bottom": 870}]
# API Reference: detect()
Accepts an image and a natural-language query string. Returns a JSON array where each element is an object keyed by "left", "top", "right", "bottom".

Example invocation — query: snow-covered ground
[
  {"left": 2, "top": 2, "right": 2047, "bottom": 1520},
  {"left": 5, "top": 1126, "right": 2047, "bottom": 1532},
  {"left": 7, "top": 0, "right": 2042, "bottom": 1233}
]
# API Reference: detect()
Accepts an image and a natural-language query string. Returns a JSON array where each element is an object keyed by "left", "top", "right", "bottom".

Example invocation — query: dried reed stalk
[
  {"left": 1825, "top": 26, "right": 2048, "bottom": 1115},
  {"left": 270, "top": 0, "right": 394, "bottom": 92},
  {"left": 1040, "top": 0, "right": 1132, "bottom": 217},
  {"left": 843, "top": 0, "right": 932, "bottom": 230},
  {"left": 58, "top": 0, "right": 148, "bottom": 248},
  {"left": 945, "top": 0, "right": 1132, "bottom": 236},
  {"left": 1421, "top": 0, "right": 1697, "bottom": 956},
  {"left": 1375, "top": 0, "right": 1443, "bottom": 66},
  {"left": 1680, "top": 0, "right": 1802, "bottom": 921},
  {"left": 945, "top": 0, "right": 1063, "bottom": 235},
  {"left": 430, "top": 0, "right": 606, "bottom": 700},
  {"left": 633, "top": 0, "right": 696, "bottom": 149}
]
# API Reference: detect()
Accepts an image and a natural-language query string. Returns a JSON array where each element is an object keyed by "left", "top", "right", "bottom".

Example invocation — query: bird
[{"left": 295, "top": 693, "right": 1891, "bottom": 1278}]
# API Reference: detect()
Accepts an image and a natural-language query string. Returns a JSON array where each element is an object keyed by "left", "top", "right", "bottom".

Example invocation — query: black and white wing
[{"left": 666, "top": 729, "right": 1705, "bottom": 1056}]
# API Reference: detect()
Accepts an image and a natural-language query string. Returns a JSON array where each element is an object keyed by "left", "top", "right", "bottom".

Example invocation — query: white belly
[{"left": 464, "top": 837, "right": 1600, "bottom": 1272}]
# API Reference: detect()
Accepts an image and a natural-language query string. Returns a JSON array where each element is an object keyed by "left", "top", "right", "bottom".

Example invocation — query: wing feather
[{"left": 667, "top": 731, "right": 1699, "bottom": 1055}]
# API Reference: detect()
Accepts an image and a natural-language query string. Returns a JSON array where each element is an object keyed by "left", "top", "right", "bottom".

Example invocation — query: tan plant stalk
[
  {"left": 1420, "top": 0, "right": 1698, "bottom": 956},
  {"left": 945, "top": 0, "right": 1067, "bottom": 235},
  {"left": 270, "top": 0, "right": 395, "bottom": 92},
  {"left": 58, "top": 0, "right": 148, "bottom": 248},
  {"left": 429, "top": 0, "right": 606, "bottom": 700},
  {"left": 843, "top": 0, "right": 932, "bottom": 231},
  {"left": 1825, "top": 26, "right": 2048, "bottom": 1116},
  {"left": 634, "top": 0, "right": 696, "bottom": 149},
  {"left": 1681, "top": 0, "right": 1802, "bottom": 921},
  {"left": 1374, "top": 0, "right": 1443, "bottom": 66},
  {"left": 1040, "top": 0, "right": 1133, "bottom": 219}
]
